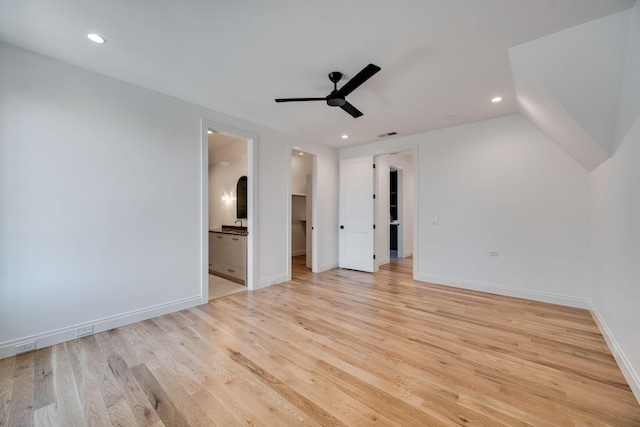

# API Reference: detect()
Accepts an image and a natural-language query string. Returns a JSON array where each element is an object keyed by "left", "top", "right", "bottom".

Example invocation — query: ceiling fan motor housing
[{"left": 327, "top": 93, "right": 346, "bottom": 107}]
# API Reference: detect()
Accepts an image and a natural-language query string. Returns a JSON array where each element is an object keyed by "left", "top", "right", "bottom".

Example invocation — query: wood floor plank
[
  {"left": 190, "top": 388, "right": 245, "bottom": 427},
  {"left": 2, "top": 255, "right": 639, "bottom": 425},
  {"left": 106, "top": 356, "right": 162, "bottom": 427},
  {"left": 0, "top": 356, "right": 16, "bottom": 426},
  {"left": 7, "top": 352, "right": 35, "bottom": 427},
  {"left": 32, "top": 348, "right": 54, "bottom": 411},
  {"left": 227, "top": 350, "right": 344, "bottom": 426},
  {"left": 65, "top": 340, "right": 112, "bottom": 427},
  {"left": 32, "top": 403, "right": 55, "bottom": 427},
  {"left": 131, "top": 363, "right": 188, "bottom": 427},
  {"left": 143, "top": 363, "right": 213, "bottom": 427}
]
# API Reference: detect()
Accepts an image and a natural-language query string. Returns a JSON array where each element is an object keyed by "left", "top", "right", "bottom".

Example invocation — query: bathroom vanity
[{"left": 209, "top": 226, "right": 247, "bottom": 285}]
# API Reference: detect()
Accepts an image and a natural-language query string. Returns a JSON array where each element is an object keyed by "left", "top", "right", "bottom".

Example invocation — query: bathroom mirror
[{"left": 236, "top": 175, "right": 247, "bottom": 219}]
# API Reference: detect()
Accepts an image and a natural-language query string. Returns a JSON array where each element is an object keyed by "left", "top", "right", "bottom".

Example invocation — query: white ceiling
[
  {"left": 208, "top": 131, "right": 244, "bottom": 150},
  {"left": 0, "top": 0, "right": 634, "bottom": 148}
]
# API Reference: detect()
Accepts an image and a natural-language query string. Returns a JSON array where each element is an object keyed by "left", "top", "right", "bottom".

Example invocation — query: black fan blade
[
  {"left": 275, "top": 97, "right": 325, "bottom": 103},
  {"left": 336, "top": 64, "right": 381, "bottom": 98},
  {"left": 340, "top": 101, "right": 363, "bottom": 118}
]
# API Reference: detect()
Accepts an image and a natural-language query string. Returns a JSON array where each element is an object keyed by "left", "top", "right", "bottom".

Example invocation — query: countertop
[{"left": 209, "top": 228, "right": 248, "bottom": 236}]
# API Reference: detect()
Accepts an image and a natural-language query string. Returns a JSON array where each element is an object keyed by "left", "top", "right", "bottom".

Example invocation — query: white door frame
[
  {"left": 201, "top": 120, "right": 259, "bottom": 303},
  {"left": 286, "top": 146, "right": 319, "bottom": 278}
]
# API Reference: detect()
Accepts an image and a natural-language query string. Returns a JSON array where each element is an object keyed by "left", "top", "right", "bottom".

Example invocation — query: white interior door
[{"left": 339, "top": 156, "right": 377, "bottom": 272}]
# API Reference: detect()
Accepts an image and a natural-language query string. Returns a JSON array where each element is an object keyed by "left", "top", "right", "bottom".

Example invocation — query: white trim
[
  {"left": 285, "top": 147, "right": 293, "bottom": 283},
  {"left": 318, "top": 261, "right": 339, "bottom": 272},
  {"left": 310, "top": 155, "right": 319, "bottom": 273},
  {"left": 412, "top": 144, "right": 419, "bottom": 281},
  {"left": 590, "top": 303, "right": 640, "bottom": 403},
  {"left": 416, "top": 273, "right": 591, "bottom": 309},
  {"left": 200, "top": 124, "right": 210, "bottom": 304},
  {"left": 0, "top": 296, "right": 201, "bottom": 359},
  {"left": 377, "top": 256, "right": 390, "bottom": 266},
  {"left": 256, "top": 273, "right": 289, "bottom": 290}
]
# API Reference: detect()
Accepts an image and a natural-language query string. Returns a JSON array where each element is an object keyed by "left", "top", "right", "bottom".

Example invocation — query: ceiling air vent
[{"left": 377, "top": 132, "right": 398, "bottom": 138}]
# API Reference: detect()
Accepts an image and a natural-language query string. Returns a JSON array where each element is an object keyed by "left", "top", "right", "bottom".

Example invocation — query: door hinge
[
  {"left": 373, "top": 163, "right": 376, "bottom": 169},
  {"left": 373, "top": 224, "right": 376, "bottom": 229},
  {"left": 373, "top": 194, "right": 376, "bottom": 199},
  {"left": 373, "top": 254, "right": 376, "bottom": 260}
]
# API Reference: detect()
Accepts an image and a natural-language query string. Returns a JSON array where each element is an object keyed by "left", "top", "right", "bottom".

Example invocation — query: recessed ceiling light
[
  {"left": 448, "top": 115, "right": 457, "bottom": 120},
  {"left": 207, "top": 130, "right": 213, "bottom": 134},
  {"left": 341, "top": 134, "right": 348, "bottom": 139},
  {"left": 491, "top": 96, "right": 502, "bottom": 103},
  {"left": 299, "top": 152, "right": 304, "bottom": 156},
  {"left": 87, "top": 33, "right": 106, "bottom": 44}
]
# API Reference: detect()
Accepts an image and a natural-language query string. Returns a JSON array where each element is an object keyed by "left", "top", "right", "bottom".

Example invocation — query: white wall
[
  {"left": 589, "top": 0, "right": 640, "bottom": 399},
  {"left": 290, "top": 195, "right": 307, "bottom": 256},
  {"left": 342, "top": 114, "right": 591, "bottom": 307},
  {"left": 209, "top": 141, "right": 247, "bottom": 229},
  {"left": 291, "top": 153, "right": 312, "bottom": 194},
  {"left": 0, "top": 43, "right": 339, "bottom": 357},
  {"left": 416, "top": 114, "right": 590, "bottom": 305}
]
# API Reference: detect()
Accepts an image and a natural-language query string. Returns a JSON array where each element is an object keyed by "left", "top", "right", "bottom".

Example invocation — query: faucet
[{"left": 235, "top": 219, "right": 244, "bottom": 228}]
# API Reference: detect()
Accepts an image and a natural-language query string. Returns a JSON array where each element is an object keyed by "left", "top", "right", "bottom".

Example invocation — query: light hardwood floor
[{"left": 1, "top": 256, "right": 639, "bottom": 426}]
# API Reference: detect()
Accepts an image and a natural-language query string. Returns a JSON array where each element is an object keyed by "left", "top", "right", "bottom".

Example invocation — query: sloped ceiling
[
  {"left": 0, "top": 0, "right": 635, "bottom": 147},
  {"left": 509, "top": 9, "right": 632, "bottom": 171}
]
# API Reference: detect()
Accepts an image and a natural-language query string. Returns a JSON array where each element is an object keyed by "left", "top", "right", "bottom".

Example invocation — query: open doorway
[
  {"left": 289, "top": 149, "right": 317, "bottom": 279},
  {"left": 370, "top": 150, "right": 414, "bottom": 271},
  {"left": 207, "top": 129, "right": 248, "bottom": 300},
  {"left": 200, "top": 120, "right": 258, "bottom": 304},
  {"left": 388, "top": 151, "right": 413, "bottom": 261},
  {"left": 390, "top": 167, "right": 400, "bottom": 259}
]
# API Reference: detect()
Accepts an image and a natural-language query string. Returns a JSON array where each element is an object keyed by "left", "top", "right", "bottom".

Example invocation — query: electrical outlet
[
  {"left": 489, "top": 250, "right": 500, "bottom": 257},
  {"left": 15, "top": 341, "right": 36, "bottom": 354},
  {"left": 76, "top": 325, "right": 93, "bottom": 337}
]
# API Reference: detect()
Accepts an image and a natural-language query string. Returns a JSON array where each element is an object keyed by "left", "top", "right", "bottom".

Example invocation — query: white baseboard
[
  {"left": 291, "top": 249, "right": 306, "bottom": 256},
  {"left": 590, "top": 303, "right": 640, "bottom": 403},
  {"left": 416, "top": 273, "right": 591, "bottom": 309},
  {"left": 318, "top": 261, "right": 338, "bottom": 273},
  {"left": 402, "top": 249, "right": 413, "bottom": 258},
  {"left": 0, "top": 296, "right": 202, "bottom": 360},
  {"left": 256, "top": 273, "right": 289, "bottom": 290},
  {"left": 377, "top": 256, "right": 390, "bottom": 268}
]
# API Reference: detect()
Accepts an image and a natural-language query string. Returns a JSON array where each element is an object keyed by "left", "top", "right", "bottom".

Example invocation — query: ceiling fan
[{"left": 275, "top": 63, "right": 381, "bottom": 118}]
